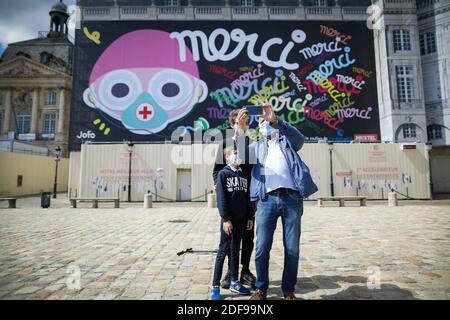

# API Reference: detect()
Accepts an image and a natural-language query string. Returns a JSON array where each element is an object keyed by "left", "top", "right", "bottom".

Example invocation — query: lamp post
[
  {"left": 328, "top": 142, "right": 334, "bottom": 197},
  {"left": 426, "top": 142, "right": 434, "bottom": 200},
  {"left": 127, "top": 142, "right": 134, "bottom": 202},
  {"left": 155, "top": 168, "right": 164, "bottom": 202},
  {"left": 53, "top": 146, "right": 61, "bottom": 199}
]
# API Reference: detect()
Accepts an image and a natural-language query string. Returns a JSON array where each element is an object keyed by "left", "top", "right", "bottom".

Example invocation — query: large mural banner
[{"left": 69, "top": 21, "right": 379, "bottom": 150}]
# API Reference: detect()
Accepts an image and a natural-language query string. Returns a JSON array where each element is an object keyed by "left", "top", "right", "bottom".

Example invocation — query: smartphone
[{"left": 243, "top": 105, "right": 263, "bottom": 116}]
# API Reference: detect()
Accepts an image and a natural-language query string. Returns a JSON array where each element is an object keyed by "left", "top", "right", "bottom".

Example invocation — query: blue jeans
[
  {"left": 212, "top": 218, "right": 244, "bottom": 287},
  {"left": 255, "top": 188, "right": 303, "bottom": 293}
]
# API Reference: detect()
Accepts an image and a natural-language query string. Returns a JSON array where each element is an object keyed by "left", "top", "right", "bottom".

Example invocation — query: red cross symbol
[{"left": 136, "top": 104, "right": 154, "bottom": 122}]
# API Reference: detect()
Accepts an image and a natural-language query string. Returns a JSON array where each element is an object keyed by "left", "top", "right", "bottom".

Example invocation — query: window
[
  {"left": 422, "top": 61, "right": 441, "bottom": 102},
  {"left": 427, "top": 125, "right": 443, "bottom": 140},
  {"left": 45, "top": 91, "right": 57, "bottom": 105},
  {"left": 396, "top": 65, "right": 416, "bottom": 103},
  {"left": 313, "top": 0, "right": 326, "bottom": 6},
  {"left": 16, "top": 111, "right": 31, "bottom": 134},
  {"left": 166, "top": 0, "right": 179, "bottom": 5},
  {"left": 40, "top": 52, "right": 50, "bottom": 64},
  {"left": 240, "top": 0, "right": 254, "bottom": 6},
  {"left": 17, "top": 175, "right": 23, "bottom": 187},
  {"left": 420, "top": 34, "right": 425, "bottom": 55},
  {"left": 420, "top": 32, "right": 436, "bottom": 55},
  {"left": 393, "top": 29, "right": 411, "bottom": 52},
  {"left": 403, "top": 124, "right": 417, "bottom": 139},
  {"left": 43, "top": 114, "right": 57, "bottom": 135}
]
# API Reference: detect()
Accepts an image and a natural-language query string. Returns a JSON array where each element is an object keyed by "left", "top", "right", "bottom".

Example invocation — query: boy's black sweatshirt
[{"left": 216, "top": 165, "right": 253, "bottom": 222}]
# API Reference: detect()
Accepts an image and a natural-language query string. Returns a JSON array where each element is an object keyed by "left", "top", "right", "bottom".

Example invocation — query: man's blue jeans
[{"left": 255, "top": 188, "right": 303, "bottom": 294}]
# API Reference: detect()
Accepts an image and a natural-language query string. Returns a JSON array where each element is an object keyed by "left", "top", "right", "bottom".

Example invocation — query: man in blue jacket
[{"left": 249, "top": 104, "right": 318, "bottom": 300}]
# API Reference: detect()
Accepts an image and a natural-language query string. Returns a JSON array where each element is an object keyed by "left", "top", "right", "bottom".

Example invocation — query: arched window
[
  {"left": 402, "top": 123, "right": 417, "bottom": 139},
  {"left": 16, "top": 110, "right": 31, "bottom": 134}
]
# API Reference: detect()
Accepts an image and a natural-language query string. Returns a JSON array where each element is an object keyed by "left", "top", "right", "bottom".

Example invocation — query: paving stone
[
  {"left": 13, "top": 286, "right": 43, "bottom": 295},
  {"left": 121, "top": 288, "right": 146, "bottom": 298},
  {"left": 0, "top": 282, "right": 24, "bottom": 291},
  {"left": 0, "top": 196, "right": 449, "bottom": 300}
]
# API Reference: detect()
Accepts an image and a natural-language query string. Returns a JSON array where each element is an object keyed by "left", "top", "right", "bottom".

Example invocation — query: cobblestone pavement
[{"left": 0, "top": 195, "right": 449, "bottom": 300}]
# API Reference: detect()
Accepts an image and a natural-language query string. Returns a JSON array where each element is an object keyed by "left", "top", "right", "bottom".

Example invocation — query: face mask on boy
[{"left": 228, "top": 153, "right": 242, "bottom": 166}]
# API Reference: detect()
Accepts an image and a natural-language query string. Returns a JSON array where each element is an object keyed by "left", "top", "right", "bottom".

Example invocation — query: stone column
[
  {"left": 2, "top": 89, "right": 12, "bottom": 135},
  {"left": 57, "top": 88, "right": 65, "bottom": 134},
  {"left": 30, "top": 88, "right": 39, "bottom": 135}
]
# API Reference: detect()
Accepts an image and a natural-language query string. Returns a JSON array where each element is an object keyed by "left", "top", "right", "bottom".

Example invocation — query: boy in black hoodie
[
  {"left": 211, "top": 146, "right": 254, "bottom": 300},
  {"left": 212, "top": 108, "right": 255, "bottom": 289}
]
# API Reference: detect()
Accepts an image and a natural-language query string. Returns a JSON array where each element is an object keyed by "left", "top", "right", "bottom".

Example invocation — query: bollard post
[
  {"left": 388, "top": 192, "right": 398, "bottom": 207},
  {"left": 144, "top": 193, "right": 153, "bottom": 209},
  {"left": 207, "top": 192, "right": 216, "bottom": 208}
]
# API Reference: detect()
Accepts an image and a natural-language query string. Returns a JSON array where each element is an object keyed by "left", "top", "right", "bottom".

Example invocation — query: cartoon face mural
[
  {"left": 83, "top": 30, "right": 208, "bottom": 135},
  {"left": 70, "top": 21, "right": 380, "bottom": 150}
]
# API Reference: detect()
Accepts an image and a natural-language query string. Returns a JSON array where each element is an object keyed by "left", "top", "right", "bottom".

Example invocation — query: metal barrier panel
[{"left": 72, "top": 143, "right": 431, "bottom": 201}]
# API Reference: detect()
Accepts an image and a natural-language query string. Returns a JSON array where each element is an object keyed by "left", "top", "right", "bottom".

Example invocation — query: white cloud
[
  {"left": 0, "top": 0, "right": 76, "bottom": 45},
  {"left": 0, "top": 24, "right": 35, "bottom": 45}
]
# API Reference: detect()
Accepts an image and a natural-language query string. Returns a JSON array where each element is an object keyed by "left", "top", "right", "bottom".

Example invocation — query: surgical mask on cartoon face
[
  {"left": 228, "top": 153, "right": 242, "bottom": 166},
  {"left": 83, "top": 69, "right": 208, "bottom": 135},
  {"left": 259, "top": 121, "right": 275, "bottom": 137}
]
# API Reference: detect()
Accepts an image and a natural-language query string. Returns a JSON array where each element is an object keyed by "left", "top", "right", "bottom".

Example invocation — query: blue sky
[
  {"left": 0, "top": 0, "right": 76, "bottom": 55},
  {"left": 0, "top": 43, "right": 6, "bottom": 56}
]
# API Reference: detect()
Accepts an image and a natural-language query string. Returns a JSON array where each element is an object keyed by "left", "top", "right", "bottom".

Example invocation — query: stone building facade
[{"left": 0, "top": 1, "right": 73, "bottom": 157}]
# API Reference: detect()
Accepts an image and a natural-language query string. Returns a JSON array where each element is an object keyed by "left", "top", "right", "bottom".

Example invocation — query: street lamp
[
  {"left": 53, "top": 146, "right": 61, "bottom": 199},
  {"left": 328, "top": 142, "right": 335, "bottom": 197},
  {"left": 425, "top": 142, "right": 434, "bottom": 200},
  {"left": 154, "top": 168, "right": 164, "bottom": 202},
  {"left": 127, "top": 142, "right": 134, "bottom": 202}
]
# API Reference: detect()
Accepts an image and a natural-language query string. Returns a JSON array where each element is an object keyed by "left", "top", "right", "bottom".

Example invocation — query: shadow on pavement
[{"left": 268, "top": 275, "right": 418, "bottom": 300}]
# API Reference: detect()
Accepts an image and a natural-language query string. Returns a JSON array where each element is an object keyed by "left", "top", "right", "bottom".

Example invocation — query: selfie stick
[{"left": 176, "top": 248, "right": 218, "bottom": 256}]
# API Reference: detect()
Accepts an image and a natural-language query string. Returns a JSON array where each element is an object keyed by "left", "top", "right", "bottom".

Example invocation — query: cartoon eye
[
  {"left": 111, "top": 83, "right": 130, "bottom": 98},
  {"left": 149, "top": 69, "right": 193, "bottom": 110},
  {"left": 99, "top": 70, "right": 141, "bottom": 111},
  {"left": 161, "top": 82, "right": 180, "bottom": 98}
]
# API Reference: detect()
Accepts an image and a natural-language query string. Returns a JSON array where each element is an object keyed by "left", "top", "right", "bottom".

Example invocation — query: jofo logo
[{"left": 76, "top": 130, "right": 96, "bottom": 140}]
